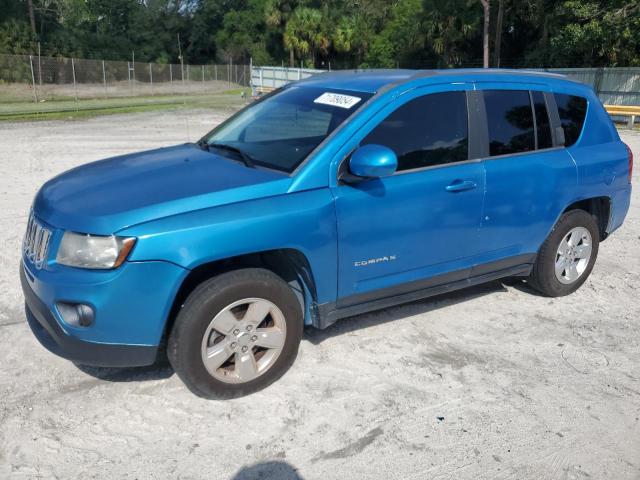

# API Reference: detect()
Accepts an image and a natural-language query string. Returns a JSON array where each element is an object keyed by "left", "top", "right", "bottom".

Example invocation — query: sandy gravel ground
[{"left": 0, "top": 110, "right": 638, "bottom": 480}]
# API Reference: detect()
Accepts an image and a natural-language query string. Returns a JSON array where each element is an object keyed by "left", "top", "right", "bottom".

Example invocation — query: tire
[
  {"left": 167, "top": 268, "right": 303, "bottom": 399},
  {"left": 528, "top": 209, "right": 600, "bottom": 297}
]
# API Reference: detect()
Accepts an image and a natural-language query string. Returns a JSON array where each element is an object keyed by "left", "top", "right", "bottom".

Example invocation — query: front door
[{"left": 332, "top": 87, "right": 486, "bottom": 306}]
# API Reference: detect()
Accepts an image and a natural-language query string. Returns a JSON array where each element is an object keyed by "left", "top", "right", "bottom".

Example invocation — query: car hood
[{"left": 34, "top": 143, "right": 290, "bottom": 234}]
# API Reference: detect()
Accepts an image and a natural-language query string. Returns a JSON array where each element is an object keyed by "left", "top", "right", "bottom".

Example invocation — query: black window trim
[{"left": 529, "top": 91, "right": 539, "bottom": 150}]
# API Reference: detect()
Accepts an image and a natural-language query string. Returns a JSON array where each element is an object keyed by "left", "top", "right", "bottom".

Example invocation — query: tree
[
  {"left": 27, "top": 0, "right": 36, "bottom": 36},
  {"left": 284, "top": 7, "right": 329, "bottom": 67},
  {"left": 422, "top": 0, "right": 478, "bottom": 67},
  {"left": 493, "top": 0, "right": 504, "bottom": 66},
  {"left": 0, "top": 0, "right": 639, "bottom": 69},
  {"left": 480, "top": 0, "right": 489, "bottom": 67},
  {"left": 265, "top": 0, "right": 299, "bottom": 66}
]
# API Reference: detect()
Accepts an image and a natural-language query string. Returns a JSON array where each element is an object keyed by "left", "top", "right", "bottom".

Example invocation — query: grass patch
[
  {"left": 221, "top": 87, "right": 251, "bottom": 95},
  {"left": 0, "top": 93, "right": 248, "bottom": 122}
]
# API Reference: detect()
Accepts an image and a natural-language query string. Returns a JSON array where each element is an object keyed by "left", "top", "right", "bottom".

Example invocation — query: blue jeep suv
[{"left": 21, "top": 69, "right": 633, "bottom": 398}]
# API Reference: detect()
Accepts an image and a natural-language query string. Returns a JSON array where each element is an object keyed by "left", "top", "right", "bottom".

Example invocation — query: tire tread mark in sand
[{"left": 311, "top": 427, "right": 383, "bottom": 462}]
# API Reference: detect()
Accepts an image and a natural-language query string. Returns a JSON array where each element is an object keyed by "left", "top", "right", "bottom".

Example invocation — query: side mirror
[{"left": 349, "top": 144, "right": 398, "bottom": 179}]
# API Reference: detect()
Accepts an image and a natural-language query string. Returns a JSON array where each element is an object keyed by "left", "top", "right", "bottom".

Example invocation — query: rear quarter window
[{"left": 554, "top": 93, "right": 587, "bottom": 146}]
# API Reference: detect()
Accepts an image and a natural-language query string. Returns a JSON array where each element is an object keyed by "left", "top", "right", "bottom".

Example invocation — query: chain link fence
[{"left": 0, "top": 53, "right": 250, "bottom": 117}]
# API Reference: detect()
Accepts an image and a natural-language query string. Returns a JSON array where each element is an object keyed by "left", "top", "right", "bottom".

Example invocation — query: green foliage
[
  {"left": 0, "top": 19, "right": 35, "bottom": 54},
  {"left": 0, "top": 0, "right": 638, "bottom": 68}
]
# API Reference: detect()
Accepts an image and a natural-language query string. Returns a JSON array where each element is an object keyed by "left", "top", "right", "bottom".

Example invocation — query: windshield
[{"left": 201, "top": 86, "right": 373, "bottom": 173}]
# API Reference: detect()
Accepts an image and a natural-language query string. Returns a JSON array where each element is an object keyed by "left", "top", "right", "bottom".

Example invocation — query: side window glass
[
  {"left": 554, "top": 93, "right": 588, "bottom": 147},
  {"left": 484, "top": 90, "right": 535, "bottom": 156},
  {"left": 361, "top": 91, "right": 468, "bottom": 172},
  {"left": 532, "top": 91, "right": 552, "bottom": 149}
]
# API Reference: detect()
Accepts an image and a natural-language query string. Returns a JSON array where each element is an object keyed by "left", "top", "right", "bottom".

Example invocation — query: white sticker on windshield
[{"left": 314, "top": 92, "right": 362, "bottom": 109}]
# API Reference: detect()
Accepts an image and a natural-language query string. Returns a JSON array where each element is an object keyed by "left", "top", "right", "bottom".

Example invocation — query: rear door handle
[{"left": 445, "top": 180, "right": 477, "bottom": 192}]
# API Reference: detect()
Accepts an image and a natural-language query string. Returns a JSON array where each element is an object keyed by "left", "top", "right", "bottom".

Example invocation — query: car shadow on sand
[
  {"left": 74, "top": 362, "right": 174, "bottom": 382},
  {"left": 305, "top": 278, "right": 531, "bottom": 345},
  {"left": 75, "top": 278, "right": 533, "bottom": 381}
]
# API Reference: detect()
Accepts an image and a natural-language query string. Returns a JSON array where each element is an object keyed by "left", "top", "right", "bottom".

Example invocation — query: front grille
[{"left": 23, "top": 212, "right": 52, "bottom": 269}]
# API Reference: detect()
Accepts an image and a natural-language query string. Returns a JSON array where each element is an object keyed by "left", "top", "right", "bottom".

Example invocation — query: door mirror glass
[{"left": 349, "top": 144, "right": 398, "bottom": 178}]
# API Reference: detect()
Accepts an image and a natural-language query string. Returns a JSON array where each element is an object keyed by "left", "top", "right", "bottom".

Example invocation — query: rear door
[
  {"left": 474, "top": 84, "right": 578, "bottom": 262},
  {"left": 331, "top": 85, "right": 487, "bottom": 305}
]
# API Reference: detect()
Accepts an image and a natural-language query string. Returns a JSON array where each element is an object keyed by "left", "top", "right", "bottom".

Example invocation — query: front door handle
[{"left": 445, "top": 180, "right": 477, "bottom": 192}]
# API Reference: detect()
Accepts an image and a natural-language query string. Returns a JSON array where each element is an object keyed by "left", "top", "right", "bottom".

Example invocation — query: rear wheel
[
  {"left": 529, "top": 209, "right": 599, "bottom": 297},
  {"left": 168, "top": 268, "right": 303, "bottom": 398}
]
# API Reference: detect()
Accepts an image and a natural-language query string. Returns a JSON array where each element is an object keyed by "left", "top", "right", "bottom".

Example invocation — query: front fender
[{"left": 118, "top": 189, "right": 338, "bottom": 304}]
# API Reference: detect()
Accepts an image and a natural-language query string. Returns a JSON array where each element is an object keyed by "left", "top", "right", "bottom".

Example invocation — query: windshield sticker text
[{"left": 314, "top": 92, "right": 362, "bottom": 109}]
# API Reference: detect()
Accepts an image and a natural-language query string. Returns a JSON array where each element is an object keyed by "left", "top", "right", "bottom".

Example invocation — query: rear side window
[
  {"left": 361, "top": 91, "right": 468, "bottom": 172},
  {"left": 554, "top": 93, "right": 587, "bottom": 146},
  {"left": 531, "top": 91, "right": 553, "bottom": 149},
  {"left": 484, "top": 90, "right": 535, "bottom": 156}
]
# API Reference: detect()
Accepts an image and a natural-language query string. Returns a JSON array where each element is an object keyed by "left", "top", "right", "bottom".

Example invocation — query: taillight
[{"left": 625, "top": 143, "right": 634, "bottom": 184}]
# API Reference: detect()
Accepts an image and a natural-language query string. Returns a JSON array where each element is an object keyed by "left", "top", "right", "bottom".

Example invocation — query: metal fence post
[
  {"left": 102, "top": 60, "right": 107, "bottom": 98},
  {"left": 202, "top": 64, "right": 205, "bottom": 91},
  {"left": 29, "top": 55, "right": 38, "bottom": 103},
  {"left": 594, "top": 67, "right": 605, "bottom": 99},
  {"left": 37, "top": 42, "right": 42, "bottom": 85},
  {"left": 71, "top": 57, "right": 78, "bottom": 109},
  {"left": 180, "top": 57, "right": 185, "bottom": 89},
  {"left": 169, "top": 63, "right": 173, "bottom": 85},
  {"left": 149, "top": 62, "right": 153, "bottom": 95},
  {"left": 215, "top": 64, "right": 218, "bottom": 81}
]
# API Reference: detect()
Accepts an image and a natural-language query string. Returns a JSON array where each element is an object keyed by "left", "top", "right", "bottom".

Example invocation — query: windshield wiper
[{"left": 208, "top": 142, "right": 256, "bottom": 169}]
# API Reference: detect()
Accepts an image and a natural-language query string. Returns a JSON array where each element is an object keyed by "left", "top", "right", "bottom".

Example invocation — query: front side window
[
  {"left": 554, "top": 93, "right": 588, "bottom": 147},
  {"left": 202, "top": 86, "right": 372, "bottom": 173},
  {"left": 484, "top": 90, "right": 535, "bottom": 156},
  {"left": 361, "top": 91, "right": 468, "bottom": 172}
]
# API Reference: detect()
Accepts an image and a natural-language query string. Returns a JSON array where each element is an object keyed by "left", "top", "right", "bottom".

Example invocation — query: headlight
[{"left": 56, "top": 232, "right": 136, "bottom": 269}]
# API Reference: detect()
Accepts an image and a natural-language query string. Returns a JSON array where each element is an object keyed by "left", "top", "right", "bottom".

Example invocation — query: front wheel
[
  {"left": 167, "top": 268, "right": 303, "bottom": 398},
  {"left": 528, "top": 209, "right": 600, "bottom": 297}
]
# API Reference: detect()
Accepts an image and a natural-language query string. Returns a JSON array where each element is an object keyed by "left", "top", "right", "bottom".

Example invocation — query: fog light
[{"left": 56, "top": 302, "right": 95, "bottom": 327}]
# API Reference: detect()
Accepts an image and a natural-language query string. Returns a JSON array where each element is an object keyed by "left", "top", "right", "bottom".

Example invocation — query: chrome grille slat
[{"left": 23, "top": 212, "right": 52, "bottom": 269}]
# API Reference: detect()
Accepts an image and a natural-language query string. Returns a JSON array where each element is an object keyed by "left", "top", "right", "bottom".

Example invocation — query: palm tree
[
  {"left": 284, "top": 7, "right": 329, "bottom": 67},
  {"left": 265, "top": 0, "right": 298, "bottom": 66},
  {"left": 423, "top": 0, "right": 476, "bottom": 67}
]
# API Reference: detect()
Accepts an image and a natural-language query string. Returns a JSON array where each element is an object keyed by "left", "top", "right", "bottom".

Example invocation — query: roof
[{"left": 297, "top": 68, "right": 579, "bottom": 94}]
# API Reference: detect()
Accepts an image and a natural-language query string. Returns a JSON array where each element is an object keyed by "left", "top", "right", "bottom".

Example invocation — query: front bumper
[
  {"left": 22, "top": 266, "right": 157, "bottom": 367},
  {"left": 20, "top": 258, "right": 187, "bottom": 367}
]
